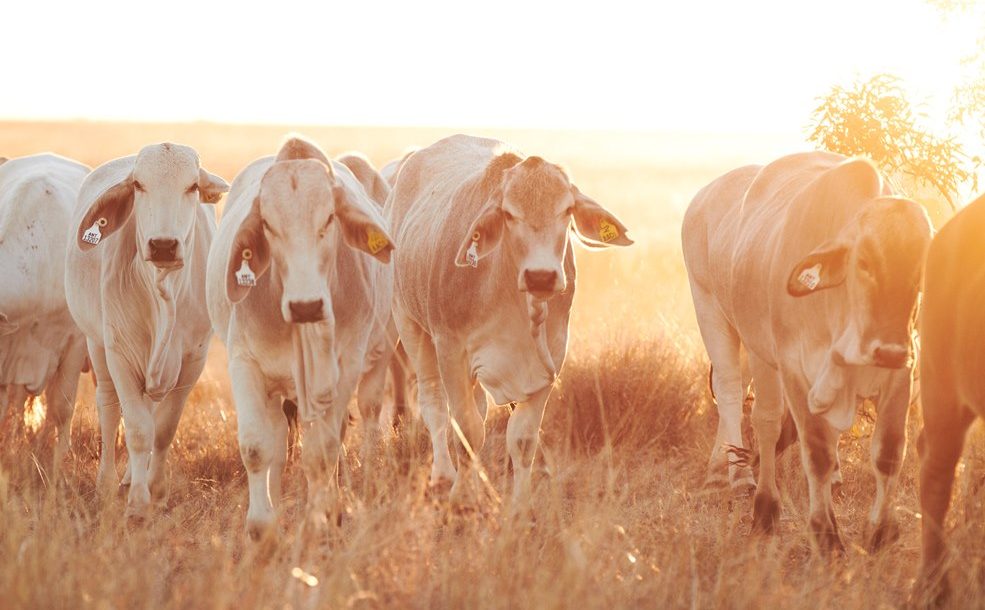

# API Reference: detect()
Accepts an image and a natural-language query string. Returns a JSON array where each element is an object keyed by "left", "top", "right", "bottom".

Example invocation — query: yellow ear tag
[
  {"left": 367, "top": 229, "right": 389, "bottom": 254},
  {"left": 598, "top": 219, "right": 619, "bottom": 243}
]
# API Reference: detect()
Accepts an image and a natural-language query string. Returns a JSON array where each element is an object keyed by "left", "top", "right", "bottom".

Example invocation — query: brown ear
[
  {"left": 334, "top": 185, "right": 394, "bottom": 263},
  {"left": 199, "top": 168, "right": 230, "bottom": 204},
  {"left": 570, "top": 188, "right": 633, "bottom": 247},
  {"left": 226, "top": 197, "right": 272, "bottom": 303},
  {"left": 787, "top": 242, "right": 849, "bottom": 297},
  {"left": 76, "top": 175, "right": 135, "bottom": 251},
  {"left": 455, "top": 202, "right": 505, "bottom": 267}
]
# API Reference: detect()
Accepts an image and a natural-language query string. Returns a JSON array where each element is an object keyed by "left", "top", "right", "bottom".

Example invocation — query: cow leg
[
  {"left": 357, "top": 337, "right": 390, "bottom": 464},
  {"left": 506, "top": 385, "right": 552, "bottom": 501},
  {"left": 394, "top": 311, "right": 455, "bottom": 487},
  {"left": 390, "top": 340, "right": 412, "bottom": 425},
  {"left": 799, "top": 412, "right": 844, "bottom": 553},
  {"left": 749, "top": 357, "right": 784, "bottom": 533},
  {"left": 435, "top": 338, "right": 484, "bottom": 507},
  {"left": 89, "top": 342, "right": 122, "bottom": 493},
  {"left": 689, "top": 286, "right": 753, "bottom": 491},
  {"left": 866, "top": 371, "right": 911, "bottom": 551},
  {"left": 105, "top": 351, "right": 156, "bottom": 522},
  {"left": 147, "top": 354, "right": 207, "bottom": 505},
  {"left": 42, "top": 334, "right": 87, "bottom": 481},
  {"left": 230, "top": 356, "right": 281, "bottom": 540},
  {"left": 268, "top": 398, "right": 290, "bottom": 510},
  {"left": 916, "top": 390, "right": 974, "bottom": 603}
]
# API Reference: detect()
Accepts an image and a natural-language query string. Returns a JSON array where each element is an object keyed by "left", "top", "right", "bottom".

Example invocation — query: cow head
[
  {"left": 455, "top": 155, "right": 631, "bottom": 299},
  {"left": 225, "top": 155, "right": 393, "bottom": 325},
  {"left": 787, "top": 197, "right": 932, "bottom": 369},
  {"left": 76, "top": 143, "right": 228, "bottom": 269}
]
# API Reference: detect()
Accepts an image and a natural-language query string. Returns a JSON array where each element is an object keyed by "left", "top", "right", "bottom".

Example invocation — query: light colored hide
[
  {"left": 0, "top": 154, "right": 90, "bottom": 473},
  {"left": 206, "top": 138, "right": 393, "bottom": 538},
  {"left": 387, "top": 134, "right": 631, "bottom": 504},
  {"left": 682, "top": 151, "right": 931, "bottom": 551},
  {"left": 65, "top": 143, "right": 228, "bottom": 519}
]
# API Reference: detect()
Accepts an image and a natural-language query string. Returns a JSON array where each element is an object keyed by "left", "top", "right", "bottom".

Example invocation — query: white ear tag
[
  {"left": 466, "top": 234, "right": 479, "bottom": 268},
  {"left": 236, "top": 258, "right": 256, "bottom": 287},
  {"left": 798, "top": 264, "right": 822, "bottom": 291},
  {"left": 82, "top": 218, "right": 106, "bottom": 245}
]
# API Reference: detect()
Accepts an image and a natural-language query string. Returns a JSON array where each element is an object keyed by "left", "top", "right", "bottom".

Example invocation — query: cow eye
[
  {"left": 503, "top": 210, "right": 515, "bottom": 222},
  {"left": 186, "top": 183, "right": 199, "bottom": 194},
  {"left": 858, "top": 259, "right": 872, "bottom": 275},
  {"left": 318, "top": 214, "right": 334, "bottom": 238},
  {"left": 133, "top": 180, "right": 145, "bottom": 192}
]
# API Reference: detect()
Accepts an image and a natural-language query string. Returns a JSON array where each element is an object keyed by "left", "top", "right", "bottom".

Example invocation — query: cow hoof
[
  {"left": 246, "top": 519, "right": 275, "bottom": 542},
  {"left": 810, "top": 517, "right": 845, "bottom": 555},
  {"left": 704, "top": 472, "right": 730, "bottom": 490},
  {"left": 912, "top": 568, "right": 950, "bottom": 609},
  {"left": 125, "top": 506, "right": 149, "bottom": 529},
  {"left": 867, "top": 519, "right": 900, "bottom": 552},
  {"left": 426, "top": 477, "right": 454, "bottom": 499},
  {"left": 731, "top": 477, "right": 756, "bottom": 498},
  {"left": 751, "top": 492, "right": 780, "bottom": 534}
]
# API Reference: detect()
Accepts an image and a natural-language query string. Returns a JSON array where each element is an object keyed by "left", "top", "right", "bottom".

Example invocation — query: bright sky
[{"left": 2, "top": 0, "right": 978, "bottom": 134}]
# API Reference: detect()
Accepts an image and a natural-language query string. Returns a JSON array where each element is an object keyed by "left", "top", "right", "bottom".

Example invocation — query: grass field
[{"left": 1, "top": 121, "right": 982, "bottom": 609}]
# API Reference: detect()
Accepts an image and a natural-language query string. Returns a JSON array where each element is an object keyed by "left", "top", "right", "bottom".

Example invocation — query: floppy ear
[
  {"left": 198, "top": 168, "right": 230, "bottom": 204},
  {"left": 334, "top": 185, "right": 394, "bottom": 263},
  {"left": 787, "top": 242, "right": 850, "bottom": 297},
  {"left": 226, "top": 197, "right": 272, "bottom": 303},
  {"left": 76, "top": 175, "right": 135, "bottom": 251},
  {"left": 571, "top": 188, "right": 633, "bottom": 247},
  {"left": 0, "top": 312, "right": 17, "bottom": 336},
  {"left": 455, "top": 202, "right": 505, "bottom": 267}
]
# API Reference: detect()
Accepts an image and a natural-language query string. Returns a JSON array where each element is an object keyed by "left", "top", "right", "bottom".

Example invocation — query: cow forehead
[
  {"left": 134, "top": 143, "right": 200, "bottom": 184},
  {"left": 503, "top": 161, "right": 572, "bottom": 217},
  {"left": 259, "top": 160, "right": 334, "bottom": 219}
]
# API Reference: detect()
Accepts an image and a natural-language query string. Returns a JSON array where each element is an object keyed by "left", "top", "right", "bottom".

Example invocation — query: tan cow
[
  {"left": 387, "top": 134, "right": 631, "bottom": 504},
  {"left": 65, "top": 143, "right": 229, "bottom": 519},
  {"left": 682, "top": 151, "right": 931, "bottom": 551},
  {"left": 206, "top": 137, "right": 393, "bottom": 538},
  {"left": 915, "top": 193, "right": 985, "bottom": 602}
]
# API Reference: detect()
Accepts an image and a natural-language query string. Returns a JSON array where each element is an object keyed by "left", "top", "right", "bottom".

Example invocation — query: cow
[
  {"left": 206, "top": 137, "right": 394, "bottom": 539},
  {"left": 65, "top": 143, "right": 228, "bottom": 520},
  {"left": 915, "top": 193, "right": 985, "bottom": 602},
  {"left": 0, "top": 154, "right": 90, "bottom": 473},
  {"left": 387, "top": 134, "right": 632, "bottom": 505},
  {"left": 682, "top": 151, "right": 931, "bottom": 552}
]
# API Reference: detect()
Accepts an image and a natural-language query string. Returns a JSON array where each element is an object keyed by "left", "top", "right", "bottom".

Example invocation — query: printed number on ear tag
[
  {"left": 466, "top": 240, "right": 479, "bottom": 268},
  {"left": 236, "top": 259, "right": 257, "bottom": 287},
  {"left": 798, "top": 264, "right": 822, "bottom": 291},
  {"left": 82, "top": 219, "right": 106, "bottom": 245},
  {"left": 598, "top": 219, "right": 619, "bottom": 243},
  {"left": 366, "top": 229, "right": 389, "bottom": 255}
]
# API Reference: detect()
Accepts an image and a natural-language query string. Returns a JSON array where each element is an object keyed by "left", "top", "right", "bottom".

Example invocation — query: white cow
[
  {"left": 65, "top": 143, "right": 228, "bottom": 519},
  {"left": 0, "top": 154, "right": 90, "bottom": 471},
  {"left": 387, "top": 134, "right": 632, "bottom": 504},
  {"left": 206, "top": 137, "right": 394, "bottom": 538},
  {"left": 682, "top": 151, "right": 931, "bottom": 551}
]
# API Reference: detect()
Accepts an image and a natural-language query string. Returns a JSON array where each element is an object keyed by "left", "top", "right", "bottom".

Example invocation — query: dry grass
[{"left": 1, "top": 121, "right": 984, "bottom": 609}]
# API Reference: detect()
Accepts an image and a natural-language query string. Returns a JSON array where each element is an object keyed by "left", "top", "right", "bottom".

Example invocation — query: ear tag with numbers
[
  {"left": 598, "top": 218, "right": 618, "bottom": 243},
  {"left": 82, "top": 217, "right": 107, "bottom": 245},
  {"left": 798, "top": 264, "right": 822, "bottom": 291},
  {"left": 367, "top": 229, "right": 389, "bottom": 254},
  {"left": 236, "top": 249, "right": 257, "bottom": 287},
  {"left": 466, "top": 232, "right": 480, "bottom": 268}
]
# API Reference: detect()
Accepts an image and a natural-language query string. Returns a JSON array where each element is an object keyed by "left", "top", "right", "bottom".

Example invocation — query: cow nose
[
  {"left": 289, "top": 299, "right": 325, "bottom": 323},
  {"left": 148, "top": 238, "right": 179, "bottom": 262},
  {"left": 523, "top": 269, "right": 559, "bottom": 293},
  {"left": 874, "top": 345, "right": 909, "bottom": 369}
]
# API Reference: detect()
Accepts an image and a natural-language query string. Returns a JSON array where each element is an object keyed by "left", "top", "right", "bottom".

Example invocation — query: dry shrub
[{"left": 546, "top": 326, "right": 707, "bottom": 456}]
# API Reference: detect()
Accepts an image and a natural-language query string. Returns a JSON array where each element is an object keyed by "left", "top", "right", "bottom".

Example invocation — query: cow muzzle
[
  {"left": 288, "top": 299, "right": 326, "bottom": 324},
  {"left": 146, "top": 237, "right": 182, "bottom": 268},
  {"left": 873, "top": 344, "right": 910, "bottom": 369},
  {"left": 521, "top": 269, "right": 562, "bottom": 300}
]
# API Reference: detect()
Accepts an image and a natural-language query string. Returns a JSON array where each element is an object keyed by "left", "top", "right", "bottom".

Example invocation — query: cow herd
[{"left": 0, "top": 135, "right": 982, "bottom": 600}]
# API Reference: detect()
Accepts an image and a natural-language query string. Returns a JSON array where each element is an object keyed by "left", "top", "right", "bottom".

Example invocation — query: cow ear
[
  {"left": 570, "top": 188, "right": 633, "bottom": 247},
  {"left": 455, "top": 202, "right": 505, "bottom": 267},
  {"left": 334, "top": 184, "right": 394, "bottom": 263},
  {"left": 788, "top": 243, "right": 849, "bottom": 297},
  {"left": 76, "top": 175, "right": 135, "bottom": 251},
  {"left": 226, "top": 197, "right": 271, "bottom": 303},
  {"left": 199, "top": 168, "right": 230, "bottom": 204},
  {"left": 0, "top": 157, "right": 8, "bottom": 166}
]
